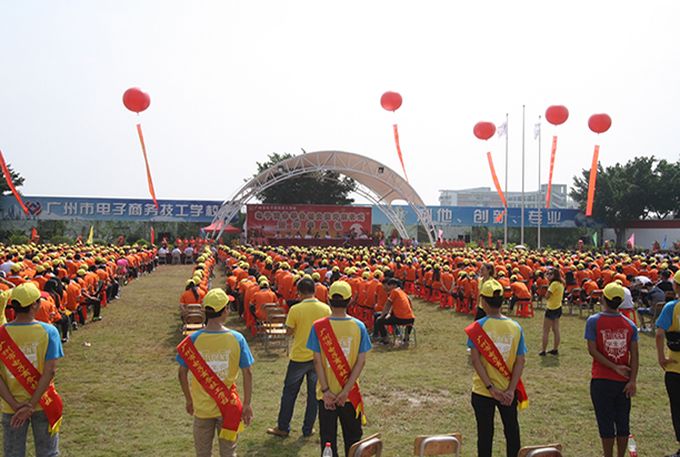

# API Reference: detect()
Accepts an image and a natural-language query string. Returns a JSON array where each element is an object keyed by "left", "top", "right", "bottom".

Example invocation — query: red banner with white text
[{"left": 247, "top": 204, "right": 372, "bottom": 240}]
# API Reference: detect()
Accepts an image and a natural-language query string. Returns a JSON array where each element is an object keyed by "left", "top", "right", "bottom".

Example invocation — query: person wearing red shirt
[{"left": 585, "top": 282, "right": 639, "bottom": 457}]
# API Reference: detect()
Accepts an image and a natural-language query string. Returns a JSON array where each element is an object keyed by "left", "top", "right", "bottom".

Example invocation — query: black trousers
[
  {"left": 666, "top": 372, "right": 680, "bottom": 442},
  {"left": 590, "top": 378, "right": 630, "bottom": 438},
  {"left": 318, "top": 400, "right": 362, "bottom": 457},
  {"left": 471, "top": 392, "right": 520, "bottom": 457},
  {"left": 374, "top": 315, "right": 414, "bottom": 339},
  {"left": 87, "top": 298, "right": 101, "bottom": 319}
]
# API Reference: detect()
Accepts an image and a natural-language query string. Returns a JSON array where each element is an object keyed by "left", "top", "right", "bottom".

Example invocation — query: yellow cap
[
  {"left": 674, "top": 270, "right": 680, "bottom": 285},
  {"left": 329, "top": 281, "right": 352, "bottom": 300},
  {"left": 480, "top": 279, "right": 503, "bottom": 298},
  {"left": 311, "top": 272, "right": 321, "bottom": 281},
  {"left": 11, "top": 283, "right": 41, "bottom": 308},
  {"left": 603, "top": 282, "right": 625, "bottom": 301},
  {"left": 10, "top": 263, "right": 22, "bottom": 273},
  {"left": 203, "top": 288, "right": 230, "bottom": 312}
]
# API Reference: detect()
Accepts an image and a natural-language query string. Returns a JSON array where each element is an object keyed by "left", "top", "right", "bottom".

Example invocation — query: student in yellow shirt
[
  {"left": 177, "top": 289, "right": 254, "bottom": 457},
  {"left": 540, "top": 268, "right": 565, "bottom": 356},
  {"left": 267, "top": 278, "right": 331, "bottom": 438},
  {"left": 307, "top": 281, "right": 372, "bottom": 457},
  {"left": 467, "top": 279, "right": 527, "bottom": 457}
]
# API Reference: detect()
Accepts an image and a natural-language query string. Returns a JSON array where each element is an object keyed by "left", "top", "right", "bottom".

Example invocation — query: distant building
[{"left": 439, "top": 184, "right": 574, "bottom": 209}]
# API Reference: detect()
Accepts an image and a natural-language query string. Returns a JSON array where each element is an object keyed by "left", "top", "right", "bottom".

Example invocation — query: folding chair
[
  {"left": 518, "top": 444, "right": 562, "bottom": 457},
  {"left": 567, "top": 288, "right": 583, "bottom": 316},
  {"left": 393, "top": 323, "right": 417, "bottom": 348},
  {"left": 413, "top": 433, "right": 462, "bottom": 457},
  {"left": 535, "top": 285, "right": 548, "bottom": 309},
  {"left": 348, "top": 433, "right": 383, "bottom": 457},
  {"left": 515, "top": 299, "right": 534, "bottom": 318}
]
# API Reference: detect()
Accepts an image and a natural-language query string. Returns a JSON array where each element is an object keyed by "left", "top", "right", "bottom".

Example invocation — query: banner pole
[
  {"left": 504, "top": 112, "right": 509, "bottom": 249},
  {"left": 537, "top": 115, "right": 542, "bottom": 250}
]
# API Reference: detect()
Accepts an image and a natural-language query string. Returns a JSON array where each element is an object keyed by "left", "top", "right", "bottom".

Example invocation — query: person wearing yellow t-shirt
[
  {"left": 655, "top": 270, "right": 680, "bottom": 456},
  {"left": 0, "top": 282, "right": 64, "bottom": 456},
  {"left": 267, "top": 278, "right": 331, "bottom": 439},
  {"left": 467, "top": 279, "right": 527, "bottom": 457},
  {"left": 540, "top": 268, "right": 565, "bottom": 356},
  {"left": 307, "top": 280, "right": 372, "bottom": 457},
  {"left": 177, "top": 288, "right": 254, "bottom": 457}
]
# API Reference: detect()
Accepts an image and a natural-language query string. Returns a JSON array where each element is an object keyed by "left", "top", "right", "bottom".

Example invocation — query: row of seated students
[{"left": 0, "top": 243, "right": 158, "bottom": 343}]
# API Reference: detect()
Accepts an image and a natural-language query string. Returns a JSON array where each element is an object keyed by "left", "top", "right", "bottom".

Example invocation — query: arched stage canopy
[{"left": 210, "top": 150, "right": 437, "bottom": 243}]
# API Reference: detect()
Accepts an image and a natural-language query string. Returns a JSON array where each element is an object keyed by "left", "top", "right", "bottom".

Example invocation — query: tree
[
  {"left": 570, "top": 156, "right": 680, "bottom": 247},
  {"left": 253, "top": 153, "right": 357, "bottom": 204},
  {"left": 0, "top": 163, "right": 25, "bottom": 195}
]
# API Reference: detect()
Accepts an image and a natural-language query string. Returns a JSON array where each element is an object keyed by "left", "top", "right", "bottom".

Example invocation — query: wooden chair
[
  {"left": 535, "top": 285, "right": 548, "bottom": 309},
  {"left": 518, "top": 443, "right": 562, "bottom": 457},
  {"left": 348, "top": 433, "right": 382, "bottom": 457},
  {"left": 262, "top": 306, "right": 288, "bottom": 352},
  {"left": 392, "top": 323, "right": 417, "bottom": 348},
  {"left": 413, "top": 433, "right": 462, "bottom": 456},
  {"left": 181, "top": 307, "right": 205, "bottom": 335},
  {"left": 567, "top": 288, "right": 583, "bottom": 316}
]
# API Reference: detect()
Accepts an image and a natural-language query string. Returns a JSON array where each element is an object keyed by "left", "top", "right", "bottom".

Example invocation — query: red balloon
[
  {"left": 545, "top": 105, "right": 569, "bottom": 126},
  {"left": 123, "top": 87, "right": 150, "bottom": 113},
  {"left": 473, "top": 121, "right": 496, "bottom": 141},
  {"left": 588, "top": 113, "right": 612, "bottom": 134},
  {"left": 380, "top": 91, "right": 402, "bottom": 112}
]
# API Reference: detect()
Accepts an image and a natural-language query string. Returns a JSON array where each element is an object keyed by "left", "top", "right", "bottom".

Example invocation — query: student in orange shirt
[
  {"left": 252, "top": 280, "right": 278, "bottom": 321},
  {"left": 374, "top": 278, "right": 415, "bottom": 344},
  {"left": 509, "top": 275, "right": 532, "bottom": 313},
  {"left": 44, "top": 278, "right": 71, "bottom": 343},
  {"left": 312, "top": 273, "right": 328, "bottom": 304}
]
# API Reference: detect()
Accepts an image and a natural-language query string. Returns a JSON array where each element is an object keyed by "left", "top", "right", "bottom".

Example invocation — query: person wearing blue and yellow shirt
[
  {"left": 655, "top": 270, "right": 680, "bottom": 457},
  {"left": 0, "top": 282, "right": 64, "bottom": 457},
  {"left": 307, "top": 281, "right": 371, "bottom": 457},
  {"left": 467, "top": 279, "right": 527, "bottom": 457},
  {"left": 177, "top": 288, "right": 254, "bottom": 457}
]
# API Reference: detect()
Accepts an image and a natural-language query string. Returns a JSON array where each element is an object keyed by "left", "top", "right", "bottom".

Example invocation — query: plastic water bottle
[
  {"left": 322, "top": 442, "right": 333, "bottom": 457},
  {"left": 628, "top": 434, "right": 637, "bottom": 457}
]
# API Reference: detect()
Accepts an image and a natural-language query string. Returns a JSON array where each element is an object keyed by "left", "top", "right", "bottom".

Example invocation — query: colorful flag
[
  {"left": 30, "top": 227, "right": 39, "bottom": 243},
  {"left": 437, "top": 228, "right": 443, "bottom": 242},
  {"left": 392, "top": 124, "right": 409, "bottom": 182},
  {"left": 627, "top": 233, "right": 635, "bottom": 249},
  {"left": 0, "top": 150, "right": 29, "bottom": 215},
  {"left": 592, "top": 231, "right": 598, "bottom": 247},
  {"left": 86, "top": 226, "right": 94, "bottom": 245},
  {"left": 533, "top": 122, "right": 541, "bottom": 140},
  {"left": 150, "top": 226, "right": 155, "bottom": 245},
  {"left": 662, "top": 235, "right": 668, "bottom": 250}
]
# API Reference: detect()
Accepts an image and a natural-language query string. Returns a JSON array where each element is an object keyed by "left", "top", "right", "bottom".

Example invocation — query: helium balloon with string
[
  {"left": 585, "top": 113, "right": 612, "bottom": 217},
  {"left": 473, "top": 121, "right": 505, "bottom": 222},
  {"left": 380, "top": 91, "right": 408, "bottom": 181},
  {"left": 122, "top": 87, "right": 158, "bottom": 209},
  {"left": 544, "top": 105, "right": 569, "bottom": 208}
]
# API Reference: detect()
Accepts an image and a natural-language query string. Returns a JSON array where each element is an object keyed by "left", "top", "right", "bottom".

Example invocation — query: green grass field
[{"left": 21, "top": 265, "right": 677, "bottom": 456}]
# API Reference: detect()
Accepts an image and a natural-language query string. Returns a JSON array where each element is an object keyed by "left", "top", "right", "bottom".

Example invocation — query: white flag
[
  {"left": 497, "top": 121, "right": 507, "bottom": 138},
  {"left": 533, "top": 122, "right": 541, "bottom": 140}
]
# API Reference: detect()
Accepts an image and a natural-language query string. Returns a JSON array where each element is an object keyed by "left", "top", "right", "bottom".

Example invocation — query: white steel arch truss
[{"left": 210, "top": 150, "right": 436, "bottom": 243}]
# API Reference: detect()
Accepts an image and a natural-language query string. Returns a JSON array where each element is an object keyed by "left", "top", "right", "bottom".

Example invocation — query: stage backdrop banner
[
  {"left": 246, "top": 204, "right": 372, "bottom": 239},
  {"left": 0, "top": 195, "right": 223, "bottom": 223}
]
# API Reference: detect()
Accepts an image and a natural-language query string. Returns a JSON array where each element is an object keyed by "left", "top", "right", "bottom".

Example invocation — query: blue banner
[
  {"left": 370, "top": 206, "right": 585, "bottom": 228},
  {"left": 0, "top": 196, "right": 224, "bottom": 223}
]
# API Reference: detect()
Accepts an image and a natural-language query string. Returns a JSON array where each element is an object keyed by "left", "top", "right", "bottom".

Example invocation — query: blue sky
[{"left": 1, "top": 0, "right": 678, "bottom": 204}]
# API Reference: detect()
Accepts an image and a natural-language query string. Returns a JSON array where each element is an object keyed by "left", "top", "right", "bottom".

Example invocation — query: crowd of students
[
  {"left": 171, "top": 243, "right": 680, "bottom": 457},
  {"left": 0, "top": 241, "right": 158, "bottom": 456}
]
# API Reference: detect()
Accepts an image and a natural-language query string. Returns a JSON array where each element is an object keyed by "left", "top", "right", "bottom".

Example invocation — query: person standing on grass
[
  {"left": 540, "top": 268, "right": 565, "bottom": 356},
  {"left": 0, "top": 282, "right": 64, "bottom": 457},
  {"left": 585, "top": 282, "right": 639, "bottom": 457},
  {"left": 465, "top": 279, "right": 528, "bottom": 457},
  {"left": 267, "top": 277, "right": 331, "bottom": 438},
  {"left": 177, "top": 288, "right": 254, "bottom": 457},
  {"left": 655, "top": 270, "right": 680, "bottom": 457},
  {"left": 307, "top": 280, "right": 371, "bottom": 457}
]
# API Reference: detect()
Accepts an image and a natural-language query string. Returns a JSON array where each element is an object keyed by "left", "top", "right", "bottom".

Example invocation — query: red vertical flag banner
[
  {"left": 486, "top": 152, "right": 507, "bottom": 222},
  {"left": 392, "top": 124, "right": 409, "bottom": 182},
  {"left": 545, "top": 135, "right": 558, "bottom": 208},
  {"left": 585, "top": 145, "right": 600, "bottom": 216},
  {"left": 150, "top": 226, "right": 155, "bottom": 245},
  {"left": 136, "top": 123, "right": 159, "bottom": 209},
  {"left": 30, "top": 227, "right": 39, "bottom": 243},
  {"left": 0, "top": 150, "right": 29, "bottom": 215}
]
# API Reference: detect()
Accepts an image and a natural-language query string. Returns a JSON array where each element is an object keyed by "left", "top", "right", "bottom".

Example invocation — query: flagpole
[
  {"left": 504, "top": 112, "right": 509, "bottom": 249},
  {"left": 521, "top": 105, "right": 525, "bottom": 246},
  {"left": 537, "top": 115, "right": 542, "bottom": 250}
]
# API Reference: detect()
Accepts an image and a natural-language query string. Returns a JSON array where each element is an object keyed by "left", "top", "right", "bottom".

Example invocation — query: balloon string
[
  {"left": 487, "top": 152, "right": 507, "bottom": 223},
  {"left": 545, "top": 135, "right": 558, "bottom": 208},
  {"left": 0, "top": 149, "right": 29, "bottom": 215},
  {"left": 393, "top": 124, "right": 409, "bottom": 182},
  {"left": 136, "top": 123, "right": 159, "bottom": 209},
  {"left": 585, "top": 145, "right": 599, "bottom": 217}
]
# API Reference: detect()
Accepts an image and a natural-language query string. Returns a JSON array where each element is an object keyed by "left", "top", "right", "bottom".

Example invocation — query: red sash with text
[
  {"left": 465, "top": 321, "right": 529, "bottom": 410},
  {"left": 0, "top": 326, "right": 63, "bottom": 435},
  {"left": 314, "top": 317, "right": 366, "bottom": 424},
  {"left": 177, "top": 336, "right": 244, "bottom": 441}
]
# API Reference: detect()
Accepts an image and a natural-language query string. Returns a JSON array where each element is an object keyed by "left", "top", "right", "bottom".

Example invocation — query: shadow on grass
[
  {"left": 239, "top": 434, "right": 316, "bottom": 457},
  {"left": 539, "top": 355, "right": 561, "bottom": 368}
]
